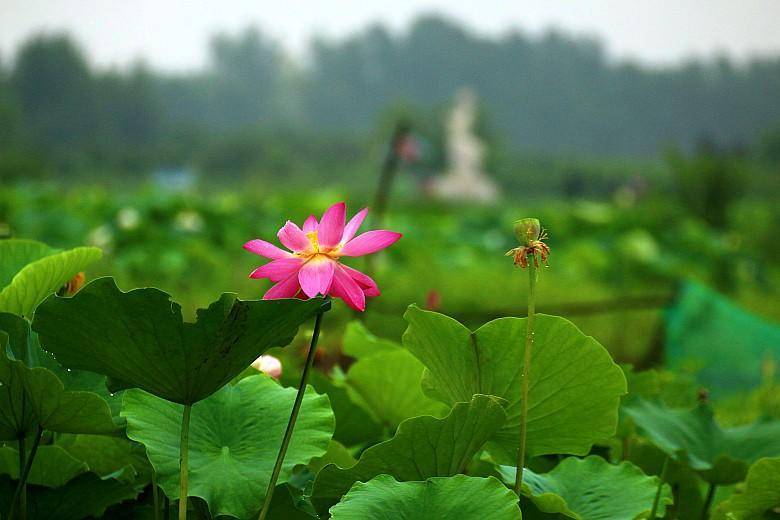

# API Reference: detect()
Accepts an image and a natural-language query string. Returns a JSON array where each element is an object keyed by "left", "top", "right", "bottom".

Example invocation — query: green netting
[{"left": 665, "top": 281, "right": 780, "bottom": 396}]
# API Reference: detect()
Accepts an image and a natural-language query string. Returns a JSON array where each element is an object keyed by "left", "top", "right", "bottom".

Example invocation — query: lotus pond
[{"left": 1, "top": 188, "right": 779, "bottom": 520}]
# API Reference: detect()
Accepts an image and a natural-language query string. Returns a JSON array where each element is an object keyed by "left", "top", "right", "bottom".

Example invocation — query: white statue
[{"left": 429, "top": 88, "right": 498, "bottom": 202}]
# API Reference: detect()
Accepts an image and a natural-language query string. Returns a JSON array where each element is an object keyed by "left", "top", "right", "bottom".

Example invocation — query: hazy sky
[{"left": 1, "top": 0, "right": 779, "bottom": 70}]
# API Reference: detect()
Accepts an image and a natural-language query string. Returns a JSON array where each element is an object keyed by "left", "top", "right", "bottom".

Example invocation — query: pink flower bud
[
  {"left": 425, "top": 289, "right": 442, "bottom": 311},
  {"left": 251, "top": 355, "right": 282, "bottom": 379}
]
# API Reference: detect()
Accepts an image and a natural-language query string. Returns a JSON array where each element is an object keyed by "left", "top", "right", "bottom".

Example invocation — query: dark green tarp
[{"left": 665, "top": 281, "right": 780, "bottom": 396}]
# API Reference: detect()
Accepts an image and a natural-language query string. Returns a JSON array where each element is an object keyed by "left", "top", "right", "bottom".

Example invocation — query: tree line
[{"left": 1, "top": 15, "right": 779, "bottom": 179}]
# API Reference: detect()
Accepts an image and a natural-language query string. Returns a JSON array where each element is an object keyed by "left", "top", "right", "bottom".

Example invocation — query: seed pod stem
[{"left": 514, "top": 256, "right": 537, "bottom": 497}]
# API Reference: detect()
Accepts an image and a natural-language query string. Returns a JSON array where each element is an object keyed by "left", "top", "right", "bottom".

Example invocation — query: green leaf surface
[
  {"left": 623, "top": 398, "right": 780, "bottom": 484},
  {"left": 626, "top": 440, "right": 706, "bottom": 520},
  {"left": 122, "top": 374, "right": 334, "bottom": 519},
  {"left": 0, "top": 311, "right": 124, "bottom": 417},
  {"left": 0, "top": 312, "right": 37, "bottom": 366},
  {"left": 342, "top": 321, "right": 399, "bottom": 359},
  {"left": 403, "top": 306, "right": 627, "bottom": 463},
  {"left": 615, "top": 366, "right": 663, "bottom": 442},
  {"left": 0, "top": 445, "right": 88, "bottom": 487},
  {"left": 338, "top": 320, "right": 445, "bottom": 430},
  {"left": 713, "top": 457, "right": 780, "bottom": 520},
  {"left": 37, "top": 359, "right": 125, "bottom": 417},
  {"left": 328, "top": 474, "right": 521, "bottom": 520},
  {"left": 621, "top": 365, "right": 662, "bottom": 401},
  {"left": 267, "top": 484, "right": 319, "bottom": 520},
  {"left": 497, "top": 456, "right": 672, "bottom": 519},
  {"left": 345, "top": 348, "right": 447, "bottom": 429},
  {"left": 312, "top": 394, "right": 506, "bottom": 515},
  {"left": 309, "top": 371, "right": 383, "bottom": 447},
  {"left": 0, "top": 472, "right": 141, "bottom": 519},
  {"left": 56, "top": 433, "right": 152, "bottom": 482},
  {"left": 0, "top": 239, "right": 101, "bottom": 318},
  {"left": 0, "top": 240, "right": 54, "bottom": 288},
  {"left": 309, "top": 440, "right": 357, "bottom": 475},
  {"left": 0, "top": 345, "right": 120, "bottom": 439},
  {"left": 33, "top": 277, "right": 329, "bottom": 404}
]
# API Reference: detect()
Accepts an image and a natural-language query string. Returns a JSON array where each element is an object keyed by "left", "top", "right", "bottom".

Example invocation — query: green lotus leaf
[
  {"left": 309, "top": 441, "right": 357, "bottom": 475},
  {"left": 308, "top": 371, "right": 383, "bottom": 447},
  {"left": 56, "top": 434, "right": 152, "bottom": 482},
  {"left": 0, "top": 445, "right": 88, "bottom": 487},
  {"left": 621, "top": 365, "right": 662, "bottom": 400},
  {"left": 342, "top": 321, "right": 399, "bottom": 359},
  {"left": 713, "top": 457, "right": 780, "bottom": 520},
  {"left": 626, "top": 440, "right": 707, "bottom": 520},
  {"left": 0, "top": 311, "right": 123, "bottom": 418},
  {"left": 37, "top": 342, "right": 125, "bottom": 418},
  {"left": 337, "top": 320, "right": 445, "bottom": 430},
  {"left": 37, "top": 360, "right": 124, "bottom": 417},
  {"left": 0, "top": 472, "right": 141, "bottom": 519},
  {"left": 497, "top": 456, "right": 672, "bottom": 519},
  {"left": 312, "top": 394, "right": 506, "bottom": 515},
  {"left": 623, "top": 398, "right": 780, "bottom": 484},
  {"left": 0, "top": 312, "right": 37, "bottom": 366},
  {"left": 267, "top": 484, "right": 319, "bottom": 519},
  {"left": 122, "top": 374, "right": 334, "bottom": 519},
  {"left": 0, "top": 239, "right": 101, "bottom": 318},
  {"left": 0, "top": 342, "right": 120, "bottom": 440},
  {"left": 33, "top": 276, "right": 329, "bottom": 404},
  {"left": 403, "top": 306, "right": 627, "bottom": 463},
  {"left": 0, "top": 240, "right": 54, "bottom": 287},
  {"left": 328, "top": 474, "right": 521, "bottom": 519},
  {"left": 344, "top": 348, "right": 447, "bottom": 430}
]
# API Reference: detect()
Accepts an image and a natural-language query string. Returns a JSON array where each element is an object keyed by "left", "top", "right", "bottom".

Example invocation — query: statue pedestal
[{"left": 430, "top": 172, "right": 498, "bottom": 202}]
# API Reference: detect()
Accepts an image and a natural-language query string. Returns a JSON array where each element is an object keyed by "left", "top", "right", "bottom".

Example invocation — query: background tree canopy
[{"left": 1, "top": 14, "right": 779, "bottom": 179}]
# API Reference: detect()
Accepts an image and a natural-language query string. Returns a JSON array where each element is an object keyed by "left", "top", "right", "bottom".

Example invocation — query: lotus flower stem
[
  {"left": 8, "top": 426, "right": 42, "bottom": 520},
  {"left": 365, "top": 122, "right": 410, "bottom": 279},
  {"left": 373, "top": 120, "right": 410, "bottom": 228},
  {"left": 701, "top": 483, "right": 717, "bottom": 520},
  {"left": 152, "top": 471, "right": 161, "bottom": 520},
  {"left": 258, "top": 307, "right": 327, "bottom": 520},
  {"left": 649, "top": 456, "right": 669, "bottom": 518},
  {"left": 178, "top": 404, "right": 192, "bottom": 520},
  {"left": 514, "top": 259, "right": 537, "bottom": 496},
  {"left": 17, "top": 435, "right": 26, "bottom": 520}
]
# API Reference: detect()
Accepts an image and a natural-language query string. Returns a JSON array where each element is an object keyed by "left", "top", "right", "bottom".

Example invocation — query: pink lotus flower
[{"left": 244, "top": 202, "right": 401, "bottom": 311}]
